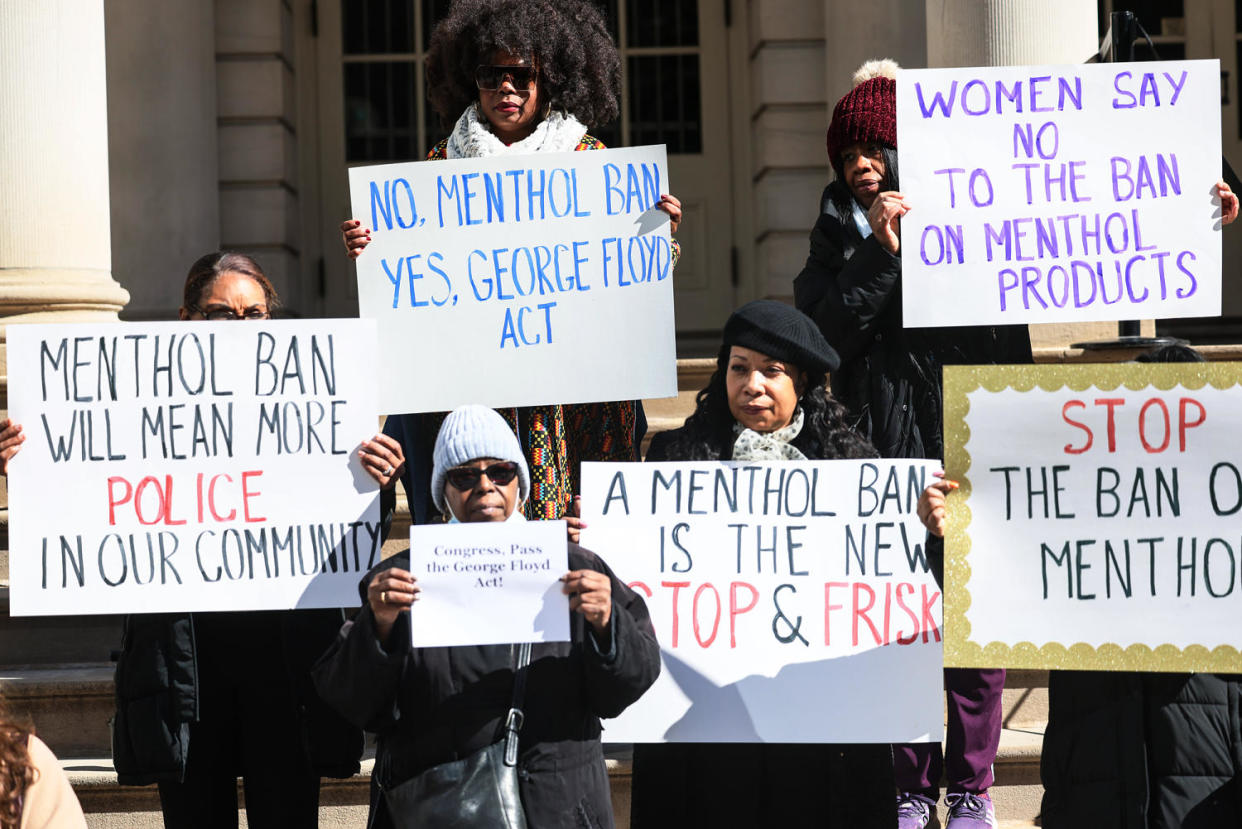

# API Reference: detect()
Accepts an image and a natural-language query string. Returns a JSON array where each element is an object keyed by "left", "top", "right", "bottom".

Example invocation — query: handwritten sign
[
  {"left": 349, "top": 146, "right": 677, "bottom": 413},
  {"left": 406, "top": 520, "right": 569, "bottom": 647},
  {"left": 944, "top": 363, "right": 1242, "bottom": 671},
  {"left": 6, "top": 320, "right": 380, "bottom": 616},
  {"left": 580, "top": 460, "right": 943, "bottom": 743},
  {"left": 897, "top": 60, "right": 1223, "bottom": 327}
]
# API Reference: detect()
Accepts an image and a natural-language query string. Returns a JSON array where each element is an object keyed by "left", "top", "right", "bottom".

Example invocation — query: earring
[{"left": 541, "top": 101, "right": 552, "bottom": 120}]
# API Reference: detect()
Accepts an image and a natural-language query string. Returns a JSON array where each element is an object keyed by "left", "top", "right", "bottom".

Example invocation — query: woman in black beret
[{"left": 629, "top": 300, "right": 897, "bottom": 828}]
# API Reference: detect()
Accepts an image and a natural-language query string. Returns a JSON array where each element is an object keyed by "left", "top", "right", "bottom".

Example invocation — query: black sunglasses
[
  {"left": 189, "top": 304, "right": 270, "bottom": 321},
  {"left": 445, "top": 461, "right": 520, "bottom": 491},
  {"left": 474, "top": 64, "right": 537, "bottom": 91}
]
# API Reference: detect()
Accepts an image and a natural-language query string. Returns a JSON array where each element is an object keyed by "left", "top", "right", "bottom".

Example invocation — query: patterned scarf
[
  {"left": 445, "top": 105, "right": 588, "bottom": 159},
  {"left": 732, "top": 409, "right": 809, "bottom": 461}
]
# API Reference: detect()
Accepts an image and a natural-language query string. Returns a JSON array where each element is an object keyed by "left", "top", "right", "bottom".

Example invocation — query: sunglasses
[
  {"left": 189, "top": 304, "right": 270, "bottom": 321},
  {"left": 474, "top": 65, "right": 538, "bottom": 91},
  {"left": 445, "top": 461, "right": 520, "bottom": 491}
]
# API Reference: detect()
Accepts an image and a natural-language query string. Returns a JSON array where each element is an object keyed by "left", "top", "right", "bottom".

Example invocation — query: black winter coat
[
  {"left": 629, "top": 423, "right": 897, "bottom": 829},
  {"left": 312, "top": 544, "right": 660, "bottom": 829},
  {"left": 794, "top": 182, "right": 1032, "bottom": 460},
  {"left": 1041, "top": 670, "right": 1242, "bottom": 829},
  {"left": 111, "top": 609, "right": 364, "bottom": 785}
]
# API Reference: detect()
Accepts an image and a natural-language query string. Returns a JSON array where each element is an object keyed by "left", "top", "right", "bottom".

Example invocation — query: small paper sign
[{"left": 407, "top": 520, "right": 570, "bottom": 647}]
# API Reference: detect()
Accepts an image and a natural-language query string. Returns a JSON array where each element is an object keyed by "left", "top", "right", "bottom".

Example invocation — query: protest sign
[
  {"left": 349, "top": 145, "right": 677, "bottom": 414},
  {"left": 6, "top": 320, "right": 380, "bottom": 616},
  {"left": 580, "top": 459, "right": 943, "bottom": 743},
  {"left": 943, "top": 363, "right": 1242, "bottom": 672},
  {"left": 896, "top": 60, "right": 1223, "bottom": 327},
  {"left": 406, "top": 520, "right": 569, "bottom": 647}
]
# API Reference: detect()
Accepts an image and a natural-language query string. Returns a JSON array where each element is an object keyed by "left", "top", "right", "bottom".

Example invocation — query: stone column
[
  {"left": 0, "top": 0, "right": 130, "bottom": 391},
  {"left": 0, "top": 0, "right": 129, "bottom": 544},
  {"left": 925, "top": 0, "right": 1131, "bottom": 350},
  {"left": 926, "top": 0, "right": 1098, "bottom": 67}
]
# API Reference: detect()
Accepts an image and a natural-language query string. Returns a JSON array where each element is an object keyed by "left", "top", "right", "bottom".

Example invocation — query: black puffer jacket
[
  {"left": 1041, "top": 671, "right": 1242, "bottom": 829},
  {"left": 112, "top": 609, "right": 364, "bottom": 784},
  {"left": 794, "top": 182, "right": 1032, "bottom": 460},
  {"left": 312, "top": 545, "right": 660, "bottom": 829}
]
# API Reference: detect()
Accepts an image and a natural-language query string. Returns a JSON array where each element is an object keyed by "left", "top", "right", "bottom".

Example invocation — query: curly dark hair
[
  {"left": 426, "top": 0, "right": 620, "bottom": 129},
  {"left": 660, "top": 345, "right": 877, "bottom": 461},
  {"left": 0, "top": 709, "right": 34, "bottom": 829}
]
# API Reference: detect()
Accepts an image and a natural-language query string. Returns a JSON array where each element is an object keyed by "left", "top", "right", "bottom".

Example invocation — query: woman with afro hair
[{"left": 343, "top": 0, "right": 683, "bottom": 534}]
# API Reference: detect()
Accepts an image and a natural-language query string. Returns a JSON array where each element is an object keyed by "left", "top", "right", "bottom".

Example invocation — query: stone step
[
  {"left": 0, "top": 664, "right": 114, "bottom": 758},
  {"left": 62, "top": 737, "right": 1041, "bottom": 828},
  {"left": 0, "top": 586, "right": 123, "bottom": 667}
]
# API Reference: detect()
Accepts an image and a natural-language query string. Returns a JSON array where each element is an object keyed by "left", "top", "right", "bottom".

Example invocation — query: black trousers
[{"left": 157, "top": 612, "right": 320, "bottom": 829}]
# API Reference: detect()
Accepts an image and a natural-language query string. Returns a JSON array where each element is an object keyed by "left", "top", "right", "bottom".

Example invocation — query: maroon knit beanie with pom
[{"left": 826, "top": 60, "right": 898, "bottom": 179}]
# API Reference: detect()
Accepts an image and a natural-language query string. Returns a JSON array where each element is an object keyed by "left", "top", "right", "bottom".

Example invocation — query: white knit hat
[{"left": 430, "top": 405, "right": 530, "bottom": 514}]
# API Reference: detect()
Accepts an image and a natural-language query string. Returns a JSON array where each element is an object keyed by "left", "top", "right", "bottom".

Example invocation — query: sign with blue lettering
[
  {"left": 896, "top": 61, "right": 1223, "bottom": 327},
  {"left": 580, "top": 459, "right": 943, "bottom": 743},
  {"left": 6, "top": 320, "right": 381, "bottom": 616},
  {"left": 348, "top": 145, "right": 677, "bottom": 413}
]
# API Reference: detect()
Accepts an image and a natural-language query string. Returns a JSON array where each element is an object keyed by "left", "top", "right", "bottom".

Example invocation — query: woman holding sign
[
  {"left": 629, "top": 300, "right": 898, "bottom": 828},
  {"left": 100, "top": 253, "right": 363, "bottom": 828},
  {"left": 794, "top": 60, "right": 1032, "bottom": 829},
  {"left": 343, "top": 0, "right": 681, "bottom": 527},
  {"left": 313, "top": 404, "right": 660, "bottom": 828}
]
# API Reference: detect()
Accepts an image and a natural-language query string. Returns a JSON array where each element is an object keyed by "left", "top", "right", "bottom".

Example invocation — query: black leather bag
[{"left": 382, "top": 643, "right": 531, "bottom": 829}]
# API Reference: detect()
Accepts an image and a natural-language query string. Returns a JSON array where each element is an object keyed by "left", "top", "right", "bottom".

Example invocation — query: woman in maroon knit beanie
[{"left": 795, "top": 59, "right": 1031, "bottom": 829}]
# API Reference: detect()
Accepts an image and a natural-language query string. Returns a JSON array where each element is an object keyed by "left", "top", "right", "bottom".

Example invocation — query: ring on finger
[
  {"left": 380, "top": 590, "right": 388, "bottom": 603},
  {"left": 383, "top": 464, "right": 394, "bottom": 477}
]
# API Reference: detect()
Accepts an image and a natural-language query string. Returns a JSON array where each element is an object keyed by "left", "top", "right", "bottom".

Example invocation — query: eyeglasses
[
  {"left": 474, "top": 65, "right": 537, "bottom": 92},
  {"left": 445, "top": 462, "right": 520, "bottom": 491},
  {"left": 190, "top": 305, "right": 270, "bottom": 321}
]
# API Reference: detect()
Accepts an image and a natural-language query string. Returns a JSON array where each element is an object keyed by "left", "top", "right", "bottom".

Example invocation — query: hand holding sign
[
  {"left": 867, "top": 191, "right": 910, "bottom": 254},
  {"left": 562, "top": 568, "right": 611, "bottom": 635},
  {"left": 1217, "top": 180, "right": 1239, "bottom": 225},
  {"left": 0, "top": 419, "right": 25, "bottom": 475},
  {"left": 368, "top": 566, "right": 421, "bottom": 643},
  {"left": 917, "top": 473, "right": 958, "bottom": 539},
  {"left": 358, "top": 431, "right": 407, "bottom": 490}
]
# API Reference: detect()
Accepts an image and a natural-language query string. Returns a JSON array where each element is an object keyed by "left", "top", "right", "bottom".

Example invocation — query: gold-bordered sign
[{"left": 943, "top": 362, "right": 1242, "bottom": 672}]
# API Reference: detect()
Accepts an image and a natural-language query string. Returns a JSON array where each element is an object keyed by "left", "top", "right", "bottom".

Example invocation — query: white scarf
[
  {"left": 731, "top": 409, "right": 808, "bottom": 461},
  {"left": 445, "top": 105, "right": 588, "bottom": 159}
]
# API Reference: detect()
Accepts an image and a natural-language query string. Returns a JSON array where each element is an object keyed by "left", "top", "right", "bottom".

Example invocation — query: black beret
[{"left": 722, "top": 300, "right": 840, "bottom": 374}]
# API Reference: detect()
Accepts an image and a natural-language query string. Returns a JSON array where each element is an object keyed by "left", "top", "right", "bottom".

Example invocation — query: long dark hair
[
  {"left": 827, "top": 144, "right": 899, "bottom": 219},
  {"left": 660, "top": 345, "right": 876, "bottom": 461},
  {"left": 425, "top": 0, "right": 620, "bottom": 129}
]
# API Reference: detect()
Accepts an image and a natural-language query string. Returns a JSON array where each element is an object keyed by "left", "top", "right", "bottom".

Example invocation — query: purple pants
[{"left": 894, "top": 667, "right": 1005, "bottom": 797}]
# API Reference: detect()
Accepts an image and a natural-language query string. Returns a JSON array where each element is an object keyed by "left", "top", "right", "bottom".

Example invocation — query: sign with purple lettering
[
  {"left": 580, "top": 459, "right": 943, "bottom": 743},
  {"left": 896, "top": 61, "right": 1223, "bottom": 327},
  {"left": 348, "top": 146, "right": 677, "bottom": 414},
  {"left": 943, "top": 363, "right": 1242, "bottom": 672},
  {"left": 5, "top": 320, "right": 381, "bottom": 616}
]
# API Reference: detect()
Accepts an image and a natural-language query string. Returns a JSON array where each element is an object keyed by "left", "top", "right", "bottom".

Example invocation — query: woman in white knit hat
[{"left": 314, "top": 405, "right": 660, "bottom": 829}]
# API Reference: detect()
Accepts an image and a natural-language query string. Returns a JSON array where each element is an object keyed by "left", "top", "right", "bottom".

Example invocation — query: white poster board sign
[
  {"left": 349, "top": 145, "right": 677, "bottom": 414},
  {"left": 897, "top": 60, "right": 1223, "bottom": 327},
  {"left": 7, "top": 320, "right": 381, "bottom": 616},
  {"left": 407, "top": 520, "right": 569, "bottom": 647},
  {"left": 581, "top": 460, "right": 943, "bottom": 743},
  {"left": 944, "top": 363, "right": 1242, "bottom": 672}
]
